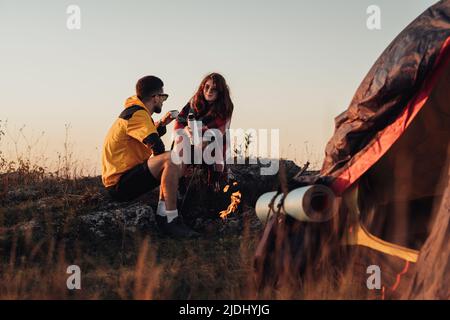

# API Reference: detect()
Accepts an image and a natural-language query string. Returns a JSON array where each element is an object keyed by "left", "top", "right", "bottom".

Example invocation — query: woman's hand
[{"left": 184, "top": 126, "right": 193, "bottom": 139}]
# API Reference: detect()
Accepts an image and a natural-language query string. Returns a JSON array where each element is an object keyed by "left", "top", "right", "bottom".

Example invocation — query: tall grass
[
  {"left": 3, "top": 120, "right": 445, "bottom": 300},
  {"left": 0, "top": 121, "right": 263, "bottom": 299},
  {"left": 0, "top": 121, "right": 97, "bottom": 180}
]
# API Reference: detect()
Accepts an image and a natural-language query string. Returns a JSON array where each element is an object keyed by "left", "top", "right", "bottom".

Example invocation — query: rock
[
  {"left": 78, "top": 202, "right": 155, "bottom": 239},
  {"left": 1, "top": 159, "right": 309, "bottom": 244},
  {"left": 6, "top": 188, "right": 40, "bottom": 202},
  {"left": 228, "top": 159, "right": 305, "bottom": 205}
]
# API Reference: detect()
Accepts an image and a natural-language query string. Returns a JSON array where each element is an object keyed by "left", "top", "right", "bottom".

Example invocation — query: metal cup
[{"left": 169, "top": 110, "right": 179, "bottom": 119}]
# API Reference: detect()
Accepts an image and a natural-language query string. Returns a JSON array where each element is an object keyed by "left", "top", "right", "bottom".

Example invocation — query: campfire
[{"left": 219, "top": 182, "right": 242, "bottom": 220}]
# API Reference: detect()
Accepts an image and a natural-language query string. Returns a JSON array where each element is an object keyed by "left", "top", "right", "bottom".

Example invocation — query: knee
[
  {"left": 156, "top": 151, "right": 172, "bottom": 166},
  {"left": 163, "top": 153, "right": 180, "bottom": 171}
]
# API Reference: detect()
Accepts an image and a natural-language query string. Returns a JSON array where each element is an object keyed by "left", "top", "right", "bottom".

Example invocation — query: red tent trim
[{"left": 331, "top": 36, "right": 450, "bottom": 195}]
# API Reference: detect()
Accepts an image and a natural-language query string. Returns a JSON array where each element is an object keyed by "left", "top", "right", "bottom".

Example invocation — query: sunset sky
[{"left": 0, "top": 0, "right": 438, "bottom": 172}]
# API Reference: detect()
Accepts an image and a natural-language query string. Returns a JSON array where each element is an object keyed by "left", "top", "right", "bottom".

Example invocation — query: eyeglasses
[
  {"left": 153, "top": 93, "right": 169, "bottom": 101},
  {"left": 204, "top": 84, "right": 218, "bottom": 92}
]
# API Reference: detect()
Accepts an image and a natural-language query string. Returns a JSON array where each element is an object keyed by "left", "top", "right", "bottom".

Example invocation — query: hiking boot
[{"left": 155, "top": 215, "right": 200, "bottom": 239}]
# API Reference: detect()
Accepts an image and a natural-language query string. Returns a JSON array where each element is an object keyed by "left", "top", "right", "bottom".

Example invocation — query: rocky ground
[
  {"left": 0, "top": 160, "right": 305, "bottom": 243},
  {"left": 1, "top": 159, "right": 447, "bottom": 300},
  {"left": 0, "top": 160, "right": 308, "bottom": 299}
]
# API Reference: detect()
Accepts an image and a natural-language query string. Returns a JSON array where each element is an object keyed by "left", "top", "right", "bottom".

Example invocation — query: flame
[{"left": 219, "top": 183, "right": 242, "bottom": 219}]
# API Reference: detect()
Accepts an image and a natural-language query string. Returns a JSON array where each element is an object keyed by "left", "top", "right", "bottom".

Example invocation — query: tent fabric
[
  {"left": 320, "top": 1, "right": 450, "bottom": 195},
  {"left": 357, "top": 59, "right": 450, "bottom": 249}
]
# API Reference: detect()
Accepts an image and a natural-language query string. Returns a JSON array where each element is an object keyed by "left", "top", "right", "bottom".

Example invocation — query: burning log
[{"left": 219, "top": 182, "right": 242, "bottom": 220}]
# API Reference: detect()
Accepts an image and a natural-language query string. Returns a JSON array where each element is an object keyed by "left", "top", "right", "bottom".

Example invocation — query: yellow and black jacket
[{"left": 102, "top": 95, "right": 166, "bottom": 187}]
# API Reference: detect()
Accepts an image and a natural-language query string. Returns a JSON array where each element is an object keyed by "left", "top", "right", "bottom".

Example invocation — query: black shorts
[{"left": 106, "top": 161, "right": 160, "bottom": 202}]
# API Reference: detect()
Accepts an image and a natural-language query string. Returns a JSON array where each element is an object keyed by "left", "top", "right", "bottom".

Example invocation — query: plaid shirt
[{"left": 173, "top": 102, "right": 231, "bottom": 172}]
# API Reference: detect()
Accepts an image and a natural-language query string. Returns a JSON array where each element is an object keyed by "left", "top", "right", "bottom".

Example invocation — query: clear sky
[{"left": 0, "top": 0, "right": 439, "bottom": 172}]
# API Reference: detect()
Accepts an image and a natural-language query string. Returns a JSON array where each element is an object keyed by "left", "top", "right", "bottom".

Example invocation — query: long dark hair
[{"left": 191, "top": 73, "right": 234, "bottom": 120}]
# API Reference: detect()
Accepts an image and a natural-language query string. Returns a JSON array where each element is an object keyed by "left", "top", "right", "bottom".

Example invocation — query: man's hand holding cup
[{"left": 160, "top": 110, "right": 179, "bottom": 126}]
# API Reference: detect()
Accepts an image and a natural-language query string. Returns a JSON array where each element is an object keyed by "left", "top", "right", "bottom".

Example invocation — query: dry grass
[
  {"left": 1, "top": 121, "right": 447, "bottom": 300},
  {"left": 0, "top": 122, "right": 262, "bottom": 300}
]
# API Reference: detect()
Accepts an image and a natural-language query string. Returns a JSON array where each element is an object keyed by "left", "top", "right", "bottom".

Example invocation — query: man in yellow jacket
[{"left": 102, "top": 75, "right": 198, "bottom": 238}]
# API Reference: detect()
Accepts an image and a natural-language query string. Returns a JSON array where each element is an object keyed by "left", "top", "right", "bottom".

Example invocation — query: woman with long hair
[{"left": 173, "top": 73, "right": 234, "bottom": 188}]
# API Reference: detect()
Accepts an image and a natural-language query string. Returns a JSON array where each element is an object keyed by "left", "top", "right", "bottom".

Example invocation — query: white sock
[
  {"left": 165, "top": 209, "right": 179, "bottom": 223},
  {"left": 156, "top": 200, "right": 166, "bottom": 217}
]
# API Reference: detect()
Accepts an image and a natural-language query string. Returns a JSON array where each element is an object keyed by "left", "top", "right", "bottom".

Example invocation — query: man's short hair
[{"left": 136, "top": 76, "right": 164, "bottom": 102}]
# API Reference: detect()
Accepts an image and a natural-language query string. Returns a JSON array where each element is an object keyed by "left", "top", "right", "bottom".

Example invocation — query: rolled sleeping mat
[
  {"left": 255, "top": 185, "right": 336, "bottom": 223},
  {"left": 255, "top": 191, "right": 283, "bottom": 223}
]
